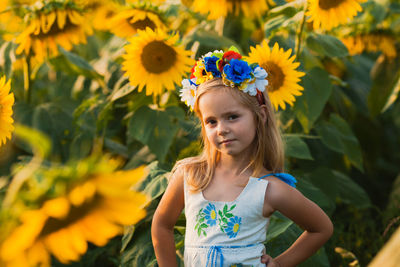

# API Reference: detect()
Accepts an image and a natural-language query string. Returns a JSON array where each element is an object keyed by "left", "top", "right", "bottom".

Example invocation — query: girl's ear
[{"left": 259, "top": 105, "right": 268, "bottom": 124}]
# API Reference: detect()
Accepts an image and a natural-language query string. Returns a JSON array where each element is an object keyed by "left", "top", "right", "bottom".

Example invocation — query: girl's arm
[
  {"left": 264, "top": 178, "right": 334, "bottom": 267},
  {"left": 151, "top": 168, "right": 185, "bottom": 267}
]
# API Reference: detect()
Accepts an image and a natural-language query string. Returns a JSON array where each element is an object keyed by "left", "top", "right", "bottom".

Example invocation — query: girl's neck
[{"left": 216, "top": 154, "right": 253, "bottom": 177}]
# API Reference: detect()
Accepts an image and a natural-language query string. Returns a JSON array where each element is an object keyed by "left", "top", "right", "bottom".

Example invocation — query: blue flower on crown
[
  {"left": 204, "top": 56, "right": 221, "bottom": 78},
  {"left": 203, "top": 203, "right": 218, "bottom": 226},
  {"left": 225, "top": 216, "right": 241, "bottom": 238},
  {"left": 223, "top": 59, "right": 252, "bottom": 85}
]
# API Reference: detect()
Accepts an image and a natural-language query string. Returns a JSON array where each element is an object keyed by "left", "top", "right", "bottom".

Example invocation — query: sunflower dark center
[
  {"left": 36, "top": 15, "right": 78, "bottom": 38},
  {"left": 141, "top": 41, "right": 177, "bottom": 74},
  {"left": 38, "top": 195, "right": 100, "bottom": 237},
  {"left": 130, "top": 17, "right": 156, "bottom": 31},
  {"left": 86, "top": 2, "right": 101, "bottom": 10},
  {"left": 262, "top": 61, "right": 284, "bottom": 92},
  {"left": 318, "top": 0, "right": 344, "bottom": 10}
]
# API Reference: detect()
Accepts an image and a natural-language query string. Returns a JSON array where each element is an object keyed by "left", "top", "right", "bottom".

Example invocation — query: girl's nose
[{"left": 217, "top": 122, "right": 229, "bottom": 135}]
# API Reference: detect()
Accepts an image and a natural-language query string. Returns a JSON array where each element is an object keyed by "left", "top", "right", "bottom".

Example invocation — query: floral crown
[{"left": 179, "top": 46, "right": 269, "bottom": 110}]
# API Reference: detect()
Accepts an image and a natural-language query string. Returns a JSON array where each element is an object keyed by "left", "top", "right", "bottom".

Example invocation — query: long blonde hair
[{"left": 172, "top": 78, "right": 284, "bottom": 192}]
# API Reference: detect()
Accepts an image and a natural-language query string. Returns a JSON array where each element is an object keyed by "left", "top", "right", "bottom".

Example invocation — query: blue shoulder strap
[{"left": 257, "top": 173, "right": 297, "bottom": 188}]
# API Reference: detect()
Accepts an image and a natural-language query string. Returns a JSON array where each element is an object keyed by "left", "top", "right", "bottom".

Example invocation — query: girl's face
[{"left": 198, "top": 89, "right": 258, "bottom": 158}]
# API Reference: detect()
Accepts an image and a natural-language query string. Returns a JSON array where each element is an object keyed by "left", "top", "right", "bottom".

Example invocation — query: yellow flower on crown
[{"left": 193, "top": 60, "right": 214, "bottom": 85}]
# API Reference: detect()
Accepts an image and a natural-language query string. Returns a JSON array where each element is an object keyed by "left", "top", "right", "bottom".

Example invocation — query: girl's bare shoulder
[
  {"left": 169, "top": 164, "right": 185, "bottom": 189},
  {"left": 260, "top": 175, "right": 301, "bottom": 212}
]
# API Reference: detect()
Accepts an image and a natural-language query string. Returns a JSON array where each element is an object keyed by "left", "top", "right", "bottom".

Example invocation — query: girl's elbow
[
  {"left": 151, "top": 211, "right": 174, "bottom": 236},
  {"left": 151, "top": 211, "right": 164, "bottom": 239},
  {"left": 324, "top": 219, "right": 334, "bottom": 240}
]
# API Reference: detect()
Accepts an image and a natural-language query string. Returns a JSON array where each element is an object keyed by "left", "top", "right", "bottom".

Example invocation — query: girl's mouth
[{"left": 220, "top": 139, "right": 235, "bottom": 144}]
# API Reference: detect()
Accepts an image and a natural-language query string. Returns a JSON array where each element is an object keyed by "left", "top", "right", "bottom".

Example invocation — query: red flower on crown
[
  {"left": 218, "top": 51, "right": 242, "bottom": 72},
  {"left": 190, "top": 62, "right": 198, "bottom": 79}
]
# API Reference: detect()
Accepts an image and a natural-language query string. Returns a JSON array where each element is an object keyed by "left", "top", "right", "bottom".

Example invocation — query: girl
[{"left": 151, "top": 48, "right": 333, "bottom": 267}]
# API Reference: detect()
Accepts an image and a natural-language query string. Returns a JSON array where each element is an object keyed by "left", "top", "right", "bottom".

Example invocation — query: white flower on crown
[
  {"left": 243, "top": 66, "right": 269, "bottom": 96},
  {"left": 202, "top": 50, "right": 224, "bottom": 58},
  {"left": 180, "top": 78, "right": 198, "bottom": 109}
]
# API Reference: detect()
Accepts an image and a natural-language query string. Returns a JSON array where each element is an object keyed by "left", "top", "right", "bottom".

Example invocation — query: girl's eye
[
  {"left": 228, "top": 115, "right": 238, "bottom": 120},
  {"left": 206, "top": 119, "right": 216, "bottom": 125}
]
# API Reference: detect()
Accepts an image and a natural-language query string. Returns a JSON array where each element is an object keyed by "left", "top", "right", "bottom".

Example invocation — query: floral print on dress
[
  {"left": 195, "top": 203, "right": 242, "bottom": 238},
  {"left": 204, "top": 203, "right": 218, "bottom": 226},
  {"left": 226, "top": 216, "right": 242, "bottom": 238},
  {"left": 195, "top": 207, "right": 209, "bottom": 237}
]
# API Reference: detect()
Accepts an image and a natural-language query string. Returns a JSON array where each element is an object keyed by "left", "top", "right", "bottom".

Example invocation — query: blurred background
[{"left": 0, "top": 0, "right": 399, "bottom": 266}]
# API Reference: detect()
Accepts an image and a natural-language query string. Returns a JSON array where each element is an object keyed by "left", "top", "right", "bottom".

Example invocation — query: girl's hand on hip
[{"left": 261, "top": 254, "right": 281, "bottom": 267}]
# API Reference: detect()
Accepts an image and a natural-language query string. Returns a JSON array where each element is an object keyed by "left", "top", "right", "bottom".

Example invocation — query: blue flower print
[
  {"left": 223, "top": 59, "right": 252, "bottom": 85},
  {"left": 225, "top": 216, "right": 242, "bottom": 238},
  {"left": 203, "top": 203, "right": 218, "bottom": 226}
]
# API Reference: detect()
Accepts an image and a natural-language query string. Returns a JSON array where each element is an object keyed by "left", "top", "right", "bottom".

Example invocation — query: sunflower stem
[
  {"left": 92, "top": 136, "right": 104, "bottom": 156},
  {"left": 295, "top": 2, "right": 308, "bottom": 60},
  {"left": 215, "top": 16, "right": 225, "bottom": 36},
  {"left": 23, "top": 54, "right": 32, "bottom": 103},
  {"left": 3, "top": 153, "right": 43, "bottom": 208}
]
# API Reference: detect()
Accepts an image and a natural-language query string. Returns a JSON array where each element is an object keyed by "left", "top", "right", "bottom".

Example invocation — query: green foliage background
[{"left": 1, "top": 0, "right": 400, "bottom": 266}]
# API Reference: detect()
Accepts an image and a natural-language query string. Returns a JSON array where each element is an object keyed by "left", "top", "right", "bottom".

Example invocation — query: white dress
[{"left": 183, "top": 176, "right": 270, "bottom": 267}]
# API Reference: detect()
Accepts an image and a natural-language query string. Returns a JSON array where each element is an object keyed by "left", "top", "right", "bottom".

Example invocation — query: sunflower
[
  {"left": 306, "top": 0, "right": 365, "bottom": 30},
  {"left": 0, "top": 76, "right": 14, "bottom": 147},
  {"left": 0, "top": 0, "right": 24, "bottom": 41},
  {"left": 122, "top": 28, "right": 194, "bottom": 96},
  {"left": 15, "top": 2, "right": 93, "bottom": 63},
  {"left": 246, "top": 40, "right": 305, "bottom": 110},
  {"left": 10, "top": 0, "right": 36, "bottom": 4},
  {"left": 341, "top": 33, "right": 397, "bottom": 58},
  {"left": 0, "top": 159, "right": 148, "bottom": 267},
  {"left": 191, "top": 0, "right": 268, "bottom": 19},
  {"left": 109, "top": 7, "right": 166, "bottom": 39},
  {"left": 73, "top": 0, "right": 119, "bottom": 31},
  {"left": 126, "top": 0, "right": 166, "bottom": 5}
]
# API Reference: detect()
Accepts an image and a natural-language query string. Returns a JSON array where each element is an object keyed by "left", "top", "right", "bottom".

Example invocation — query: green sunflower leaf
[
  {"left": 294, "top": 67, "right": 332, "bottom": 133},
  {"left": 50, "top": 46, "right": 103, "bottom": 80},
  {"left": 315, "top": 114, "right": 363, "bottom": 171},
  {"left": 306, "top": 34, "right": 348, "bottom": 58},
  {"left": 368, "top": 56, "right": 400, "bottom": 116},
  {"left": 284, "top": 134, "right": 313, "bottom": 160},
  {"left": 127, "top": 105, "right": 185, "bottom": 162}
]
